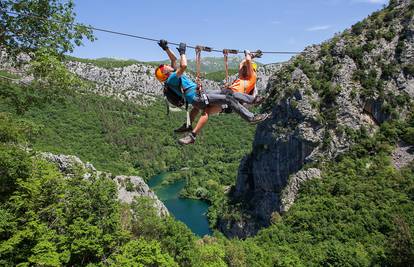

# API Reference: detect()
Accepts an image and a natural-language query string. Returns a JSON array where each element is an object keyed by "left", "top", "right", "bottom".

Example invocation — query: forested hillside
[
  {"left": 218, "top": 0, "right": 414, "bottom": 239},
  {"left": 2, "top": 76, "right": 412, "bottom": 266}
]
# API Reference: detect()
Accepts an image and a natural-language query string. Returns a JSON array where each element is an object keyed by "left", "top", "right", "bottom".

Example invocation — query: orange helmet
[{"left": 155, "top": 65, "right": 169, "bottom": 82}]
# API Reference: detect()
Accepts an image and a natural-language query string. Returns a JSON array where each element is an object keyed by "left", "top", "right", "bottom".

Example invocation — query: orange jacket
[{"left": 228, "top": 71, "right": 257, "bottom": 95}]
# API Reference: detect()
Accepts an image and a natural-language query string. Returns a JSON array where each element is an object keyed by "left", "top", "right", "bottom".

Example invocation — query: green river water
[{"left": 148, "top": 173, "right": 212, "bottom": 237}]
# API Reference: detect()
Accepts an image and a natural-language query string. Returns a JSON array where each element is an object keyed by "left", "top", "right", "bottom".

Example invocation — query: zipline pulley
[{"left": 251, "top": 50, "right": 263, "bottom": 58}]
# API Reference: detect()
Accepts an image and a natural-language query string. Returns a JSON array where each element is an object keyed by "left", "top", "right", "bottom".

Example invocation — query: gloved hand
[
  {"left": 177, "top": 42, "right": 186, "bottom": 55},
  {"left": 253, "top": 50, "right": 263, "bottom": 58},
  {"left": 158, "top": 39, "right": 169, "bottom": 51}
]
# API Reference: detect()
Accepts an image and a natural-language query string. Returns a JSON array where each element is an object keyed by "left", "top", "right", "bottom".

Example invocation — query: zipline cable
[{"left": 3, "top": 11, "right": 301, "bottom": 55}]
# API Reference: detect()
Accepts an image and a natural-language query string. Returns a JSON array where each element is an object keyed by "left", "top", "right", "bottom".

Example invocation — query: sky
[{"left": 70, "top": 0, "right": 389, "bottom": 64}]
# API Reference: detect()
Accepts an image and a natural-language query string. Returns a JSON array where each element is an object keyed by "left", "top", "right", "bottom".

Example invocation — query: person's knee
[
  {"left": 225, "top": 94, "right": 238, "bottom": 106},
  {"left": 225, "top": 94, "right": 234, "bottom": 101}
]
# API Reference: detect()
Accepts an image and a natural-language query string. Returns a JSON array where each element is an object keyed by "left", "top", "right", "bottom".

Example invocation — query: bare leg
[
  {"left": 193, "top": 105, "right": 222, "bottom": 135},
  {"left": 189, "top": 106, "right": 200, "bottom": 124}
]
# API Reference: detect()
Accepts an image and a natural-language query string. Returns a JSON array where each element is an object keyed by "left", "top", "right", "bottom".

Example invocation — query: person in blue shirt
[{"left": 155, "top": 40, "right": 269, "bottom": 145}]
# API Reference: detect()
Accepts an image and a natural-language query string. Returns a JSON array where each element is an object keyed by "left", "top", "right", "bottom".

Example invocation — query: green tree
[
  {"left": 386, "top": 216, "right": 414, "bottom": 266},
  {"left": 0, "top": 0, "right": 95, "bottom": 56},
  {"left": 108, "top": 239, "right": 178, "bottom": 267}
]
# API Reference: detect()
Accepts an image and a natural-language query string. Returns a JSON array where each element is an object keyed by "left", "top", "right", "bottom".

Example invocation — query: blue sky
[{"left": 70, "top": 0, "right": 388, "bottom": 64}]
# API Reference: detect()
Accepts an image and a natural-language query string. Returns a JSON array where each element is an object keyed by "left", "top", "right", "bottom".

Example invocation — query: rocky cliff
[
  {"left": 1, "top": 48, "right": 277, "bottom": 104},
  {"left": 66, "top": 60, "right": 221, "bottom": 103},
  {"left": 64, "top": 59, "right": 276, "bottom": 99},
  {"left": 255, "top": 63, "right": 283, "bottom": 93},
  {"left": 0, "top": 51, "right": 222, "bottom": 104},
  {"left": 219, "top": 0, "right": 414, "bottom": 238},
  {"left": 41, "top": 152, "right": 169, "bottom": 217}
]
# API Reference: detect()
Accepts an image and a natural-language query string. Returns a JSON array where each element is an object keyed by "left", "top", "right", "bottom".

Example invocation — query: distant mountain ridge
[
  {"left": 67, "top": 55, "right": 263, "bottom": 74},
  {"left": 151, "top": 56, "right": 260, "bottom": 73}
]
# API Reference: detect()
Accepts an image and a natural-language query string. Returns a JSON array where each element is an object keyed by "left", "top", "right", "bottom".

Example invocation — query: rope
[
  {"left": 195, "top": 47, "right": 202, "bottom": 91},
  {"left": 3, "top": 11, "right": 301, "bottom": 56},
  {"left": 194, "top": 46, "right": 209, "bottom": 105},
  {"left": 223, "top": 50, "right": 229, "bottom": 86},
  {"left": 222, "top": 49, "right": 239, "bottom": 86}
]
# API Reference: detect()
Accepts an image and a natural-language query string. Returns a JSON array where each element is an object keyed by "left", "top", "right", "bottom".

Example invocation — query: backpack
[{"left": 163, "top": 78, "right": 185, "bottom": 107}]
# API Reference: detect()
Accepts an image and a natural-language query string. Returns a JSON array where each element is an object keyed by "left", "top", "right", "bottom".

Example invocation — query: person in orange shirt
[
  {"left": 173, "top": 50, "right": 269, "bottom": 145},
  {"left": 225, "top": 50, "right": 265, "bottom": 105}
]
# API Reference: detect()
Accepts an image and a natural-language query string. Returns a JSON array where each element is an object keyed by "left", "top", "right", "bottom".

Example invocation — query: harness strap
[
  {"left": 223, "top": 50, "right": 229, "bottom": 86},
  {"left": 195, "top": 46, "right": 202, "bottom": 93}
]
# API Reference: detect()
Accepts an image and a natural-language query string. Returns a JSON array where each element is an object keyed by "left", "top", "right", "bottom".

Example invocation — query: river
[{"left": 148, "top": 173, "right": 212, "bottom": 237}]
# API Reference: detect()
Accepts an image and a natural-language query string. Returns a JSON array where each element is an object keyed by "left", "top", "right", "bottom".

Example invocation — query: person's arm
[
  {"left": 166, "top": 48, "right": 177, "bottom": 69},
  {"left": 175, "top": 43, "right": 187, "bottom": 77},
  {"left": 244, "top": 50, "right": 253, "bottom": 78},
  {"left": 158, "top": 39, "right": 177, "bottom": 69},
  {"left": 239, "top": 60, "right": 245, "bottom": 70}
]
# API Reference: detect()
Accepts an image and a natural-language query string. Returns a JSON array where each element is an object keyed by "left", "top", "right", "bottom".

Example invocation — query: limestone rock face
[
  {"left": 219, "top": 0, "right": 414, "bottom": 238},
  {"left": 255, "top": 63, "right": 284, "bottom": 93},
  {"left": 65, "top": 61, "right": 162, "bottom": 102},
  {"left": 115, "top": 175, "right": 169, "bottom": 217},
  {"left": 41, "top": 152, "right": 169, "bottom": 217},
  {"left": 280, "top": 168, "right": 322, "bottom": 213},
  {"left": 65, "top": 61, "right": 221, "bottom": 105},
  {"left": 0, "top": 50, "right": 221, "bottom": 105},
  {"left": 391, "top": 142, "right": 414, "bottom": 169}
]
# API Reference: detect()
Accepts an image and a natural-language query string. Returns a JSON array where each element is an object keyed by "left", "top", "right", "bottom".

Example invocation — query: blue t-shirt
[{"left": 166, "top": 72, "right": 197, "bottom": 104}]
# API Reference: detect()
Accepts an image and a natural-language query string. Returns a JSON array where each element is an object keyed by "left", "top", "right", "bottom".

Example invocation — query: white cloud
[
  {"left": 306, "top": 25, "right": 332, "bottom": 31},
  {"left": 270, "top": 20, "right": 281, "bottom": 25}
]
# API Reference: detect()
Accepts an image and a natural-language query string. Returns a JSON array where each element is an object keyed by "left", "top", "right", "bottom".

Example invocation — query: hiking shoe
[
  {"left": 174, "top": 123, "right": 193, "bottom": 133},
  {"left": 250, "top": 113, "right": 270, "bottom": 124},
  {"left": 253, "top": 95, "right": 265, "bottom": 106},
  {"left": 178, "top": 132, "right": 196, "bottom": 145}
]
